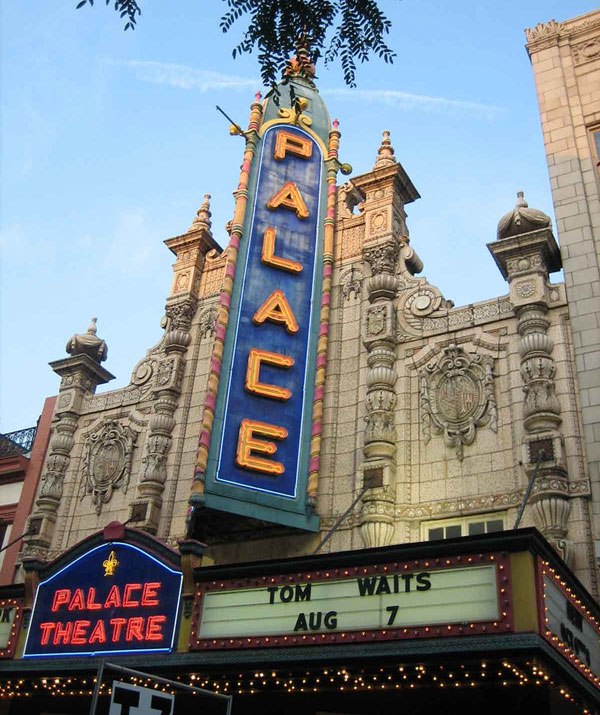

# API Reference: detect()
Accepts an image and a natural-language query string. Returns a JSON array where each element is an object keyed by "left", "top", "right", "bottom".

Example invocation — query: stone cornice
[{"left": 525, "top": 10, "right": 600, "bottom": 55}]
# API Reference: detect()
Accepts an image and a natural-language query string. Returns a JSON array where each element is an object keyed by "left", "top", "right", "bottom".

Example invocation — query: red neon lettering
[
  {"left": 105, "top": 585, "right": 122, "bottom": 609},
  {"left": 145, "top": 615, "right": 166, "bottom": 642},
  {"left": 71, "top": 620, "right": 91, "bottom": 645},
  {"left": 53, "top": 621, "right": 73, "bottom": 645},
  {"left": 123, "top": 583, "right": 142, "bottom": 608},
  {"left": 141, "top": 582, "right": 161, "bottom": 607},
  {"left": 86, "top": 587, "right": 102, "bottom": 610},
  {"left": 68, "top": 588, "right": 85, "bottom": 611},
  {"left": 89, "top": 619, "right": 107, "bottom": 644},
  {"left": 110, "top": 617, "right": 127, "bottom": 642},
  {"left": 51, "top": 589, "right": 71, "bottom": 612},
  {"left": 125, "top": 617, "right": 145, "bottom": 642},
  {"left": 39, "top": 622, "right": 56, "bottom": 645}
]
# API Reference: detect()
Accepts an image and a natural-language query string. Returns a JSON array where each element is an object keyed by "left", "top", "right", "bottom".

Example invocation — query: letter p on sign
[{"left": 109, "top": 681, "right": 174, "bottom": 715}]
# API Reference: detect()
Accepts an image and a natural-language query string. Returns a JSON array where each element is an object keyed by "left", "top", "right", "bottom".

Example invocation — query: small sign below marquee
[{"left": 23, "top": 541, "right": 182, "bottom": 658}]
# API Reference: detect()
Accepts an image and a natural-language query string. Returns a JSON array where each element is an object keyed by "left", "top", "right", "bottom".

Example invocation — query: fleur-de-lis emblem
[{"left": 103, "top": 550, "right": 119, "bottom": 576}]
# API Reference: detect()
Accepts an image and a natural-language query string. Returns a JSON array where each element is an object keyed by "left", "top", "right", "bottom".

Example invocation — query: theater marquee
[
  {"left": 191, "top": 553, "right": 512, "bottom": 649},
  {"left": 23, "top": 541, "right": 182, "bottom": 658}
]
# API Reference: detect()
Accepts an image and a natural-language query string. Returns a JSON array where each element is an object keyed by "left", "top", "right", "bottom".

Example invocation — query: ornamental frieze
[
  {"left": 419, "top": 344, "right": 498, "bottom": 460},
  {"left": 81, "top": 420, "right": 137, "bottom": 513}
]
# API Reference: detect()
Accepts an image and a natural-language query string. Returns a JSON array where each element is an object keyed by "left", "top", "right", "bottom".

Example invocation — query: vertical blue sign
[{"left": 204, "top": 124, "right": 325, "bottom": 530}]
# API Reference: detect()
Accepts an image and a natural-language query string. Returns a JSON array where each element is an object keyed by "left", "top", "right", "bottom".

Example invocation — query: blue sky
[{"left": 1, "top": 0, "right": 596, "bottom": 433}]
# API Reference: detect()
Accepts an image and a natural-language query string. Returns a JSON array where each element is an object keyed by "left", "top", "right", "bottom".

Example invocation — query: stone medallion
[{"left": 82, "top": 420, "right": 136, "bottom": 513}]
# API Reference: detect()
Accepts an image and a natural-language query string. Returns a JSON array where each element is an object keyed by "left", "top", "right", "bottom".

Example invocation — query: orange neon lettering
[
  {"left": 86, "top": 587, "right": 102, "bottom": 610},
  {"left": 245, "top": 349, "right": 294, "bottom": 400},
  {"left": 53, "top": 621, "right": 73, "bottom": 645},
  {"left": 145, "top": 615, "right": 167, "bottom": 642},
  {"left": 261, "top": 227, "right": 303, "bottom": 273},
  {"left": 40, "top": 622, "right": 56, "bottom": 645},
  {"left": 141, "top": 582, "right": 161, "bottom": 607},
  {"left": 105, "top": 585, "right": 121, "bottom": 609},
  {"left": 253, "top": 289, "right": 299, "bottom": 334},
  {"left": 236, "top": 419, "right": 288, "bottom": 475},
  {"left": 71, "top": 620, "right": 91, "bottom": 645},
  {"left": 68, "top": 589, "right": 85, "bottom": 611},
  {"left": 273, "top": 130, "right": 313, "bottom": 161},
  {"left": 89, "top": 619, "right": 107, "bottom": 644},
  {"left": 126, "top": 617, "right": 145, "bottom": 642},
  {"left": 123, "top": 583, "right": 142, "bottom": 608},
  {"left": 110, "top": 617, "right": 127, "bottom": 642},
  {"left": 266, "top": 181, "right": 309, "bottom": 219},
  {"left": 52, "top": 589, "right": 71, "bottom": 612}
]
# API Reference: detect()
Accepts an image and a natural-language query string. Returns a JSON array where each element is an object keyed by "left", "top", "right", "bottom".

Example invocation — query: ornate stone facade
[{"left": 16, "top": 52, "right": 599, "bottom": 598}]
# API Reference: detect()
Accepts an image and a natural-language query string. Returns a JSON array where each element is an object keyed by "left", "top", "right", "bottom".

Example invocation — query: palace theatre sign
[
  {"left": 23, "top": 534, "right": 182, "bottom": 658},
  {"left": 202, "top": 116, "right": 329, "bottom": 532}
]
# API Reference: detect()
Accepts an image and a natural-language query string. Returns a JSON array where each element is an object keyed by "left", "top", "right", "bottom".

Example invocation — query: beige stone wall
[{"left": 526, "top": 10, "right": 600, "bottom": 576}]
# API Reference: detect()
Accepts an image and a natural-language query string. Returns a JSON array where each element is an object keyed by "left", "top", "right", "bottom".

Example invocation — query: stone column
[
  {"left": 24, "top": 354, "right": 114, "bottom": 556},
  {"left": 489, "top": 197, "right": 571, "bottom": 561},
  {"left": 360, "top": 241, "right": 399, "bottom": 547},
  {"left": 130, "top": 196, "right": 218, "bottom": 533},
  {"left": 353, "top": 132, "right": 420, "bottom": 549}
]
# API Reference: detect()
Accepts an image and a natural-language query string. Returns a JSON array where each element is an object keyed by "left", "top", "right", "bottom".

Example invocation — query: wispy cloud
[
  {"left": 322, "top": 88, "right": 502, "bottom": 120},
  {"left": 116, "top": 60, "right": 258, "bottom": 92},
  {"left": 115, "top": 60, "right": 501, "bottom": 119}
]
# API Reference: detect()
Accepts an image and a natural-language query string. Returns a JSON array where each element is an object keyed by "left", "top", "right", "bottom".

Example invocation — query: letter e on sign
[{"left": 109, "top": 681, "right": 174, "bottom": 715}]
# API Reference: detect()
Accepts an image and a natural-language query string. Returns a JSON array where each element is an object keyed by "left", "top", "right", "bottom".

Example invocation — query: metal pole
[
  {"left": 88, "top": 658, "right": 105, "bottom": 715},
  {"left": 513, "top": 450, "right": 545, "bottom": 529},
  {"left": 312, "top": 486, "right": 369, "bottom": 555}
]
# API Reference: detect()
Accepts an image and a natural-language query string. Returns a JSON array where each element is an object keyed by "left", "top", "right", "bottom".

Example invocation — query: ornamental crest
[
  {"left": 366, "top": 305, "right": 387, "bottom": 336},
  {"left": 419, "top": 345, "right": 497, "bottom": 460},
  {"left": 82, "top": 420, "right": 136, "bottom": 513}
]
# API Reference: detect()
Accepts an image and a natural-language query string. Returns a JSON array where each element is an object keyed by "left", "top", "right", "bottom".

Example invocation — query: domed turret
[{"left": 497, "top": 191, "right": 551, "bottom": 239}]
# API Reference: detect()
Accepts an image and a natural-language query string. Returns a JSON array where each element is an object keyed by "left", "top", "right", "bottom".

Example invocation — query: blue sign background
[
  {"left": 210, "top": 125, "right": 323, "bottom": 505},
  {"left": 23, "top": 541, "right": 182, "bottom": 658}
]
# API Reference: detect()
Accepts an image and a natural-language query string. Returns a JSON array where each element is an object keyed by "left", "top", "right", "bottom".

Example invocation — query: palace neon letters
[
  {"left": 234, "top": 128, "right": 314, "bottom": 478},
  {"left": 245, "top": 349, "right": 294, "bottom": 401}
]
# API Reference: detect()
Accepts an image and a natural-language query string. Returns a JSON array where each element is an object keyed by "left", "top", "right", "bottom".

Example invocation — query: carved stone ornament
[
  {"left": 419, "top": 345, "right": 498, "bottom": 460},
  {"left": 165, "top": 298, "right": 196, "bottom": 332},
  {"left": 81, "top": 421, "right": 136, "bottom": 513},
  {"left": 198, "top": 306, "right": 218, "bottom": 337},
  {"left": 339, "top": 265, "right": 364, "bottom": 301},
  {"left": 363, "top": 242, "right": 399, "bottom": 276},
  {"left": 366, "top": 305, "right": 387, "bottom": 336}
]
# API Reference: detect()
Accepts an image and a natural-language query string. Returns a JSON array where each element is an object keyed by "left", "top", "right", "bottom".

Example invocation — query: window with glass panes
[{"left": 423, "top": 514, "right": 505, "bottom": 542}]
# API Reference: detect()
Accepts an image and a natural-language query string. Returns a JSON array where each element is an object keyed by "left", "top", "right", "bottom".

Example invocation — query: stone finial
[
  {"left": 497, "top": 191, "right": 551, "bottom": 239},
  {"left": 189, "top": 194, "right": 212, "bottom": 233},
  {"left": 66, "top": 317, "right": 108, "bottom": 363},
  {"left": 373, "top": 130, "right": 396, "bottom": 169},
  {"left": 283, "top": 35, "right": 316, "bottom": 84}
]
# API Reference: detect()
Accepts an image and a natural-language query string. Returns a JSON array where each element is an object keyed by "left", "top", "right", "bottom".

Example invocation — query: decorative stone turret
[
  {"left": 488, "top": 193, "right": 571, "bottom": 562},
  {"left": 128, "top": 197, "right": 221, "bottom": 534},
  {"left": 24, "top": 320, "right": 115, "bottom": 557},
  {"left": 357, "top": 132, "right": 420, "bottom": 548}
]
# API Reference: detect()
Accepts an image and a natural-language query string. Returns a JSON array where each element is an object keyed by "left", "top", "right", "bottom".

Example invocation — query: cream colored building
[
  {"left": 526, "top": 7, "right": 600, "bottom": 585},
  {"left": 18, "top": 11, "right": 600, "bottom": 599}
]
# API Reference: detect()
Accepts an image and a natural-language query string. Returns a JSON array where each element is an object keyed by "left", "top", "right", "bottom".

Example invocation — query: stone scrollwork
[
  {"left": 419, "top": 344, "right": 497, "bottom": 460},
  {"left": 339, "top": 265, "right": 364, "bottom": 301},
  {"left": 81, "top": 420, "right": 137, "bottom": 513},
  {"left": 198, "top": 306, "right": 218, "bottom": 338}
]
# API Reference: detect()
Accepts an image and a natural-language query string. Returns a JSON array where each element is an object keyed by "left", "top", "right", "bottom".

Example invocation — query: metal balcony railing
[{"left": 0, "top": 426, "right": 38, "bottom": 457}]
